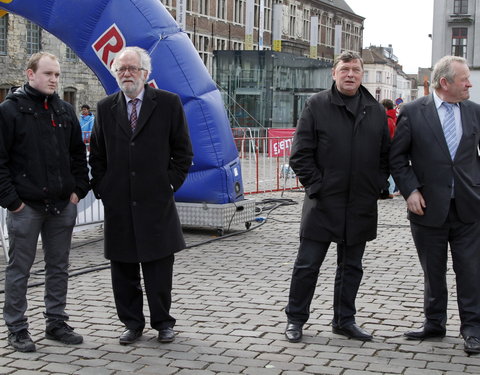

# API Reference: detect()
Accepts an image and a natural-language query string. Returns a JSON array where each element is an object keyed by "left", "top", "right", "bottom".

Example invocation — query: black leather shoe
[
  {"left": 404, "top": 326, "right": 446, "bottom": 340},
  {"left": 332, "top": 323, "right": 373, "bottom": 341},
  {"left": 285, "top": 323, "right": 303, "bottom": 343},
  {"left": 464, "top": 336, "right": 480, "bottom": 354},
  {"left": 157, "top": 327, "right": 175, "bottom": 343},
  {"left": 119, "top": 328, "right": 143, "bottom": 345}
]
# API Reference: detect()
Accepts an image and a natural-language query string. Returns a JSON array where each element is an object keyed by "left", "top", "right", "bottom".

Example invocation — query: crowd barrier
[{"left": 0, "top": 129, "right": 301, "bottom": 260}]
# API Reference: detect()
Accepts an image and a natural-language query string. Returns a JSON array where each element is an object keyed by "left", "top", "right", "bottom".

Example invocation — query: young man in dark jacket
[
  {"left": 0, "top": 52, "right": 89, "bottom": 352},
  {"left": 284, "top": 51, "right": 390, "bottom": 343}
]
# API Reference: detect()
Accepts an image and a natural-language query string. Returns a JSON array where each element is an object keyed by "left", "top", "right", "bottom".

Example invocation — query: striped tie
[
  {"left": 442, "top": 102, "right": 458, "bottom": 159},
  {"left": 129, "top": 98, "right": 139, "bottom": 133}
]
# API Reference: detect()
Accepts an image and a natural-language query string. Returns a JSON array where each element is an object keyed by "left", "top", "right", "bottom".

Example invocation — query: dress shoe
[
  {"left": 403, "top": 326, "right": 446, "bottom": 340},
  {"left": 464, "top": 336, "right": 480, "bottom": 354},
  {"left": 119, "top": 328, "right": 143, "bottom": 345},
  {"left": 284, "top": 323, "right": 303, "bottom": 343},
  {"left": 332, "top": 323, "right": 373, "bottom": 341},
  {"left": 157, "top": 327, "right": 175, "bottom": 343}
]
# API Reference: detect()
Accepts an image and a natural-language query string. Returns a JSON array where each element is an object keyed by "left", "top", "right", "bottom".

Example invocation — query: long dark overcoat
[
  {"left": 290, "top": 84, "right": 390, "bottom": 246},
  {"left": 89, "top": 84, "right": 193, "bottom": 263}
]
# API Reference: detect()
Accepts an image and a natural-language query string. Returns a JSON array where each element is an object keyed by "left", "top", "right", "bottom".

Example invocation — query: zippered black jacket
[
  {"left": 290, "top": 83, "right": 390, "bottom": 245},
  {"left": 0, "top": 84, "right": 89, "bottom": 214}
]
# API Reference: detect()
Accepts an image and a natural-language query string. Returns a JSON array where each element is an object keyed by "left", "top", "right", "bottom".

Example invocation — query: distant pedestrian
[
  {"left": 79, "top": 104, "right": 95, "bottom": 133},
  {"left": 284, "top": 51, "right": 390, "bottom": 343},
  {"left": 0, "top": 52, "right": 89, "bottom": 352},
  {"left": 390, "top": 55, "right": 480, "bottom": 354},
  {"left": 89, "top": 46, "right": 193, "bottom": 345},
  {"left": 381, "top": 98, "right": 397, "bottom": 197}
]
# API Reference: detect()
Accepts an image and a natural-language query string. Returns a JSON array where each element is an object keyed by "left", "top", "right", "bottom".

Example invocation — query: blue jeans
[{"left": 3, "top": 203, "right": 77, "bottom": 333}]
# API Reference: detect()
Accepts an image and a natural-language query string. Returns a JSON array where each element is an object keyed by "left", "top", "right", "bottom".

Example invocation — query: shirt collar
[
  {"left": 433, "top": 90, "right": 459, "bottom": 110},
  {"left": 124, "top": 87, "right": 145, "bottom": 106}
]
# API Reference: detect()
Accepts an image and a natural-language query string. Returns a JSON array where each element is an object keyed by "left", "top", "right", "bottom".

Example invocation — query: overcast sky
[{"left": 345, "top": 0, "right": 434, "bottom": 74}]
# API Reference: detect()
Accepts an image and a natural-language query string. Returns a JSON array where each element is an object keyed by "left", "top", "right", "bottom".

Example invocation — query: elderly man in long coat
[
  {"left": 89, "top": 47, "right": 193, "bottom": 345},
  {"left": 284, "top": 51, "right": 390, "bottom": 343}
]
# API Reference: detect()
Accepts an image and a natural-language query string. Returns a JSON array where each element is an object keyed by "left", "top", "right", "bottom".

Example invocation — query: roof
[
  {"left": 317, "top": 0, "right": 358, "bottom": 16},
  {"left": 362, "top": 48, "right": 388, "bottom": 65}
]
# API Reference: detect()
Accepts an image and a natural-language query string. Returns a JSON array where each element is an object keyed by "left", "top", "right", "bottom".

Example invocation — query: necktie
[
  {"left": 442, "top": 102, "right": 458, "bottom": 159},
  {"left": 129, "top": 98, "right": 139, "bottom": 132}
]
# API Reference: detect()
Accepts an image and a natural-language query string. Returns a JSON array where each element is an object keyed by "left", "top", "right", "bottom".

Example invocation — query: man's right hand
[
  {"left": 12, "top": 202, "right": 25, "bottom": 213},
  {"left": 407, "top": 191, "right": 426, "bottom": 216}
]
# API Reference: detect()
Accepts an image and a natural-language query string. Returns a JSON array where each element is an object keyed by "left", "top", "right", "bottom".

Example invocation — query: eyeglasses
[{"left": 115, "top": 66, "right": 145, "bottom": 74}]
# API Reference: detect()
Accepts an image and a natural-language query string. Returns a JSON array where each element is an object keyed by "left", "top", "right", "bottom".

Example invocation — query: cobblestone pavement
[{"left": 0, "top": 191, "right": 478, "bottom": 374}]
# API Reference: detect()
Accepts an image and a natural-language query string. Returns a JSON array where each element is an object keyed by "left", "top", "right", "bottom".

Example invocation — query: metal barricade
[{"left": 234, "top": 133, "right": 302, "bottom": 195}]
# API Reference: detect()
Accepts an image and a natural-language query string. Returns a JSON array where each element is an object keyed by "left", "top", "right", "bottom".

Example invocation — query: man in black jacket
[
  {"left": 284, "top": 51, "right": 390, "bottom": 343},
  {"left": 89, "top": 47, "right": 193, "bottom": 346},
  {"left": 0, "top": 52, "right": 89, "bottom": 352}
]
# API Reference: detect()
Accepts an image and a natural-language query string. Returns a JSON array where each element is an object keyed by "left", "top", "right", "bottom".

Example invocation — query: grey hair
[
  {"left": 110, "top": 46, "right": 152, "bottom": 76},
  {"left": 333, "top": 51, "right": 364, "bottom": 69},
  {"left": 431, "top": 55, "right": 467, "bottom": 89}
]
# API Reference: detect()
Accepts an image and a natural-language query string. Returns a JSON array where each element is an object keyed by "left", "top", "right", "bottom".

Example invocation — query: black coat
[
  {"left": 0, "top": 84, "right": 89, "bottom": 213},
  {"left": 390, "top": 94, "right": 480, "bottom": 226},
  {"left": 290, "top": 84, "right": 390, "bottom": 245},
  {"left": 89, "top": 85, "right": 193, "bottom": 263}
]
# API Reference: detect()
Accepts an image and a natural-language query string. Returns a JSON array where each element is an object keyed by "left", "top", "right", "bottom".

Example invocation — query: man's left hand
[{"left": 70, "top": 192, "right": 79, "bottom": 205}]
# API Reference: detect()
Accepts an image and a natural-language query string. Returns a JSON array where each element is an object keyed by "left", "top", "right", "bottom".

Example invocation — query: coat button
[
  {"left": 131, "top": 171, "right": 136, "bottom": 176},
  {"left": 132, "top": 201, "right": 137, "bottom": 206},
  {"left": 131, "top": 142, "right": 135, "bottom": 146}
]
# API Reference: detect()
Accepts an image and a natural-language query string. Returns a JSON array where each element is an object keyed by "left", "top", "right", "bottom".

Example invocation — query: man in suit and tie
[
  {"left": 390, "top": 55, "right": 480, "bottom": 354},
  {"left": 89, "top": 46, "right": 193, "bottom": 345}
]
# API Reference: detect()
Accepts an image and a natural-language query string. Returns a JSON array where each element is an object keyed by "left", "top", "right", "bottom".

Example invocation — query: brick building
[{"left": 0, "top": 0, "right": 363, "bottom": 121}]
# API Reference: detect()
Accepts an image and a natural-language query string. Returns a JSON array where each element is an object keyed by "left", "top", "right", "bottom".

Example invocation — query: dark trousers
[
  {"left": 286, "top": 237, "right": 366, "bottom": 328},
  {"left": 110, "top": 254, "right": 176, "bottom": 332},
  {"left": 411, "top": 200, "right": 480, "bottom": 338}
]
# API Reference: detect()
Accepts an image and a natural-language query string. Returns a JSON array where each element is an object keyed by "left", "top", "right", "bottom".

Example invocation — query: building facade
[
  {"left": 0, "top": 0, "right": 364, "bottom": 125},
  {"left": 362, "top": 45, "right": 415, "bottom": 104},
  {"left": 0, "top": 14, "right": 106, "bottom": 111},
  {"left": 432, "top": 0, "right": 480, "bottom": 101}
]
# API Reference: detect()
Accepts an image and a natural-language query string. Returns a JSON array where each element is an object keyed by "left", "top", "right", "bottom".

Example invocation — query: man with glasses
[{"left": 89, "top": 47, "right": 193, "bottom": 345}]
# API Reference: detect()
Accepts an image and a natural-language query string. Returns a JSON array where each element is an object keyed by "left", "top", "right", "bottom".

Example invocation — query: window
[
  {"left": 263, "top": 0, "right": 272, "bottom": 31},
  {"left": 0, "top": 14, "right": 7, "bottom": 55},
  {"left": 63, "top": 88, "right": 77, "bottom": 107},
  {"left": 452, "top": 27, "right": 467, "bottom": 58},
  {"left": 375, "top": 88, "right": 381, "bottom": 102},
  {"left": 26, "top": 21, "right": 41, "bottom": 55},
  {"left": 217, "top": 0, "right": 226, "bottom": 19},
  {"left": 199, "top": 0, "right": 209, "bottom": 15},
  {"left": 453, "top": 0, "right": 468, "bottom": 14},
  {"left": 363, "top": 70, "right": 369, "bottom": 84},
  {"left": 234, "top": 0, "right": 245, "bottom": 23},
  {"left": 66, "top": 46, "right": 78, "bottom": 61},
  {"left": 376, "top": 71, "right": 382, "bottom": 83},
  {"left": 302, "top": 9, "right": 310, "bottom": 40},
  {"left": 0, "top": 87, "right": 9, "bottom": 103},
  {"left": 289, "top": 5, "right": 296, "bottom": 37}
]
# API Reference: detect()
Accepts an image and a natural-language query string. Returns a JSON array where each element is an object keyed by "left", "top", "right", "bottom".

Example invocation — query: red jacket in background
[{"left": 386, "top": 108, "right": 397, "bottom": 139}]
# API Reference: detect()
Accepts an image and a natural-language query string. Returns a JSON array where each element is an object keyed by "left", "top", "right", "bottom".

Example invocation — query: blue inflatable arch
[{"left": 0, "top": 0, "right": 243, "bottom": 204}]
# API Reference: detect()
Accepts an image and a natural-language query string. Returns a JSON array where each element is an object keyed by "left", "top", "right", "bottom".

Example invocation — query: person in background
[
  {"left": 89, "top": 46, "right": 193, "bottom": 346},
  {"left": 381, "top": 98, "right": 398, "bottom": 197},
  {"left": 390, "top": 55, "right": 480, "bottom": 354},
  {"left": 0, "top": 52, "right": 89, "bottom": 352},
  {"left": 79, "top": 104, "right": 95, "bottom": 145},
  {"left": 284, "top": 51, "right": 390, "bottom": 343}
]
